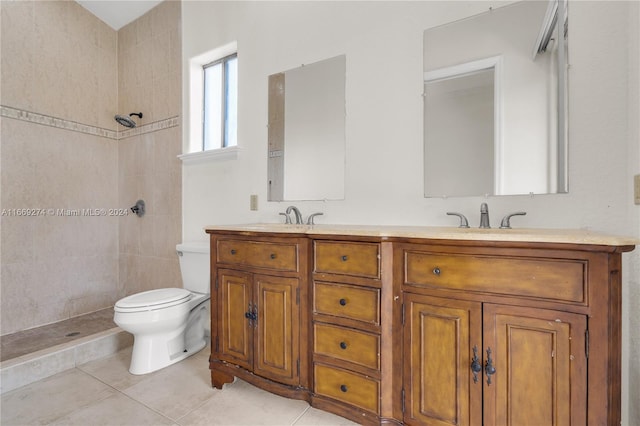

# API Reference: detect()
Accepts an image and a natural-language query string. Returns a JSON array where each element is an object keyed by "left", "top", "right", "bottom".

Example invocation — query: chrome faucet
[
  {"left": 285, "top": 206, "right": 303, "bottom": 224},
  {"left": 500, "top": 212, "right": 527, "bottom": 229},
  {"left": 306, "top": 212, "right": 323, "bottom": 225},
  {"left": 479, "top": 203, "right": 490, "bottom": 229}
]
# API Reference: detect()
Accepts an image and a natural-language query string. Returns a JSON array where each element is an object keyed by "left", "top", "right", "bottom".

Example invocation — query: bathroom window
[
  {"left": 203, "top": 53, "right": 238, "bottom": 150},
  {"left": 182, "top": 41, "right": 239, "bottom": 162}
]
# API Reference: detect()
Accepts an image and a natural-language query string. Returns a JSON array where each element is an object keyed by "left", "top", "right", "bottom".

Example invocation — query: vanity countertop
[{"left": 204, "top": 223, "right": 638, "bottom": 248}]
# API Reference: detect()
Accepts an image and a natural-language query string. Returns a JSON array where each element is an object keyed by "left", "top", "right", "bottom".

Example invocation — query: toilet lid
[{"left": 115, "top": 288, "right": 192, "bottom": 312}]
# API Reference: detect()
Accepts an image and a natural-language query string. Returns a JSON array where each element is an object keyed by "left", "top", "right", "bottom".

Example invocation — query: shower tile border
[
  {"left": 118, "top": 116, "right": 180, "bottom": 139},
  {"left": 0, "top": 105, "right": 179, "bottom": 140}
]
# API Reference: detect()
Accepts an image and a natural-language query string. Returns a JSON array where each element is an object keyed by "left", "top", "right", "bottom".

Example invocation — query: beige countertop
[{"left": 204, "top": 223, "right": 638, "bottom": 247}]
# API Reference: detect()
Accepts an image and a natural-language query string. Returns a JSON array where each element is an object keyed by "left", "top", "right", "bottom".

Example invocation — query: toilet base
[
  {"left": 128, "top": 300, "right": 209, "bottom": 375},
  {"left": 129, "top": 337, "right": 207, "bottom": 375}
]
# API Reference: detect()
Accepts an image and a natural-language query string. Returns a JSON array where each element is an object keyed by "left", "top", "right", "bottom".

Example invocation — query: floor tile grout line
[
  {"left": 290, "top": 404, "right": 312, "bottom": 425},
  {"left": 173, "top": 387, "right": 222, "bottom": 425},
  {"left": 35, "top": 368, "right": 121, "bottom": 425},
  {"left": 73, "top": 365, "right": 178, "bottom": 424}
]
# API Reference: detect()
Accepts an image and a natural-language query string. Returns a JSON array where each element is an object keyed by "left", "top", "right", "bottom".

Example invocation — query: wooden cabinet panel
[
  {"left": 216, "top": 269, "right": 300, "bottom": 386},
  {"left": 254, "top": 274, "right": 299, "bottom": 385},
  {"left": 314, "top": 363, "right": 380, "bottom": 413},
  {"left": 314, "top": 241, "right": 380, "bottom": 278},
  {"left": 483, "top": 305, "right": 586, "bottom": 426},
  {"left": 404, "top": 292, "right": 588, "bottom": 426},
  {"left": 218, "top": 269, "right": 252, "bottom": 370},
  {"left": 217, "top": 239, "right": 298, "bottom": 272},
  {"left": 405, "top": 251, "right": 586, "bottom": 304},
  {"left": 403, "top": 294, "right": 482, "bottom": 426},
  {"left": 313, "top": 281, "right": 380, "bottom": 325},
  {"left": 314, "top": 323, "right": 380, "bottom": 370}
]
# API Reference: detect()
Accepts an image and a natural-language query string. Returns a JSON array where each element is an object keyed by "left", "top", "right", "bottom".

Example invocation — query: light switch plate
[
  {"left": 250, "top": 194, "right": 258, "bottom": 211},
  {"left": 635, "top": 175, "right": 640, "bottom": 205}
]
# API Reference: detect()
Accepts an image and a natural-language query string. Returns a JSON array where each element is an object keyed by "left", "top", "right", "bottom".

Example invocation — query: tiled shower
[{"left": 0, "top": 1, "right": 182, "bottom": 344}]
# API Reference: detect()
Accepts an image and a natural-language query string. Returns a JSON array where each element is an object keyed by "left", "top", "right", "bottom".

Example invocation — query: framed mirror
[
  {"left": 267, "top": 55, "right": 346, "bottom": 201},
  {"left": 424, "top": 0, "right": 568, "bottom": 197}
]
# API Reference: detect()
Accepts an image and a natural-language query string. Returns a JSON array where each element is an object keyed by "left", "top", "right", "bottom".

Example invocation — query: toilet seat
[{"left": 115, "top": 288, "right": 192, "bottom": 313}]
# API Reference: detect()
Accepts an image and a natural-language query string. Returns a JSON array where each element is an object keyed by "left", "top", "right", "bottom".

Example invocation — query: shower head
[{"left": 114, "top": 112, "right": 143, "bottom": 128}]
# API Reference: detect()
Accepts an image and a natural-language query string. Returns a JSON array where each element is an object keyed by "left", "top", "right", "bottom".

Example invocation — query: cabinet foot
[{"left": 211, "top": 369, "right": 235, "bottom": 389}]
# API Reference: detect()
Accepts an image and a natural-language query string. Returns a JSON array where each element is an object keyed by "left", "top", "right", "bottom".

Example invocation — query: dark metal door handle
[
  {"left": 470, "top": 345, "right": 482, "bottom": 384},
  {"left": 485, "top": 347, "right": 496, "bottom": 386}
]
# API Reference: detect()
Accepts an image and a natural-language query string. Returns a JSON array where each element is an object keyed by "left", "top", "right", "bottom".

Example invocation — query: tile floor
[{"left": 0, "top": 345, "right": 358, "bottom": 425}]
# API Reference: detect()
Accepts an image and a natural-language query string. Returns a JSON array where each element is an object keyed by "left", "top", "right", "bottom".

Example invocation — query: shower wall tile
[
  {"left": 118, "top": 0, "right": 181, "bottom": 124},
  {"left": 0, "top": 1, "right": 120, "bottom": 336},
  {"left": 154, "top": 72, "right": 182, "bottom": 119},
  {"left": 1, "top": 0, "right": 117, "bottom": 131},
  {"left": 0, "top": 1, "right": 36, "bottom": 112},
  {"left": 117, "top": 0, "right": 182, "bottom": 298},
  {"left": 154, "top": 126, "right": 183, "bottom": 172}
]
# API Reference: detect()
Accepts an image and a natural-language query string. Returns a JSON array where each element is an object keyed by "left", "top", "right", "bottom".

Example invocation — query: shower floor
[{"left": 0, "top": 308, "right": 116, "bottom": 362}]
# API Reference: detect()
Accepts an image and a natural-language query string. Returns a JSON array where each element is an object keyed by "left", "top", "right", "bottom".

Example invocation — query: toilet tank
[{"left": 176, "top": 242, "right": 210, "bottom": 294}]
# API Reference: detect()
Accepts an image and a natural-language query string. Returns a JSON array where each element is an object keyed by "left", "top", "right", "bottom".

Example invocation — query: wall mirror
[
  {"left": 424, "top": 0, "right": 568, "bottom": 197},
  {"left": 267, "top": 55, "right": 346, "bottom": 201}
]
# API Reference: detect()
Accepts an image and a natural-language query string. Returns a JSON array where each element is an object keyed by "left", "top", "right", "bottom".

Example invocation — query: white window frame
[{"left": 180, "top": 41, "right": 239, "bottom": 163}]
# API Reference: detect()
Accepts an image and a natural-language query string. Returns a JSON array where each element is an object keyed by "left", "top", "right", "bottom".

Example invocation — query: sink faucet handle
[
  {"left": 499, "top": 212, "right": 527, "bottom": 229},
  {"left": 446, "top": 212, "right": 470, "bottom": 228},
  {"left": 306, "top": 212, "right": 324, "bottom": 225},
  {"left": 279, "top": 212, "right": 292, "bottom": 224}
]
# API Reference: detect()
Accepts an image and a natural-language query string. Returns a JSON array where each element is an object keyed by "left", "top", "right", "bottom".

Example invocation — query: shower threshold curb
[{"left": 0, "top": 327, "right": 132, "bottom": 394}]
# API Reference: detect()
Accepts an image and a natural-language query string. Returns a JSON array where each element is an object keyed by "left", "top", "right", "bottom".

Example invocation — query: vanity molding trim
[{"left": 206, "top": 224, "right": 636, "bottom": 426}]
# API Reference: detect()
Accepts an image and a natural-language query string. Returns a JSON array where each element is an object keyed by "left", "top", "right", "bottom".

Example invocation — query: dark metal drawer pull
[
  {"left": 341, "top": 255, "right": 348, "bottom": 261},
  {"left": 339, "top": 298, "right": 347, "bottom": 306},
  {"left": 339, "top": 341, "right": 348, "bottom": 350},
  {"left": 340, "top": 385, "right": 348, "bottom": 392},
  {"left": 270, "top": 253, "right": 276, "bottom": 259},
  {"left": 432, "top": 267, "right": 441, "bottom": 276},
  {"left": 230, "top": 249, "right": 237, "bottom": 255}
]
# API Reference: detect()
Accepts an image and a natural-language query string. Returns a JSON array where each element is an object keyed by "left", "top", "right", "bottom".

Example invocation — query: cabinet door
[
  {"left": 403, "top": 294, "right": 483, "bottom": 426},
  {"left": 254, "top": 274, "right": 300, "bottom": 385},
  {"left": 483, "top": 304, "right": 587, "bottom": 426},
  {"left": 218, "top": 269, "right": 253, "bottom": 370}
]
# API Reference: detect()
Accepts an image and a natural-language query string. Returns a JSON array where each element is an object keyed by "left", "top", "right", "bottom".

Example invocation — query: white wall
[{"left": 182, "top": 1, "right": 639, "bottom": 423}]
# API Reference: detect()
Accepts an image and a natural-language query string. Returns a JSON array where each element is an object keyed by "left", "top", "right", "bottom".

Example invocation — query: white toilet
[{"left": 114, "top": 242, "right": 210, "bottom": 375}]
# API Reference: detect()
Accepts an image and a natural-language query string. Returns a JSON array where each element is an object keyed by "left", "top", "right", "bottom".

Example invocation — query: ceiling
[{"left": 75, "top": 1, "right": 163, "bottom": 30}]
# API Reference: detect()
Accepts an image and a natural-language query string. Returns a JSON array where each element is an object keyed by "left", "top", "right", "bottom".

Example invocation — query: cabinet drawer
[
  {"left": 314, "top": 282, "right": 380, "bottom": 325},
  {"left": 217, "top": 239, "right": 298, "bottom": 272},
  {"left": 314, "top": 241, "right": 380, "bottom": 278},
  {"left": 314, "top": 323, "right": 380, "bottom": 370},
  {"left": 314, "top": 363, "right": 379, "bottom": 413},
  {"left": 405, "top": 251, "right": 586, "bottom": 304}
]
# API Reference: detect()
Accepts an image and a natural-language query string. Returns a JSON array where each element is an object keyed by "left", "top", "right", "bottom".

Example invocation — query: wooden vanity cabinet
[
  {"left": 206, "top": 227, "right": 634, "bottom": 426},
  {"left": 310, "top": 238, "right": 402, "bottom": 425},
  {"left": 207, "top": 232, "right": 311, "bottom": 399},
  {"left": 398, "top": 241, "right": 630, "bottom": 426}
]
